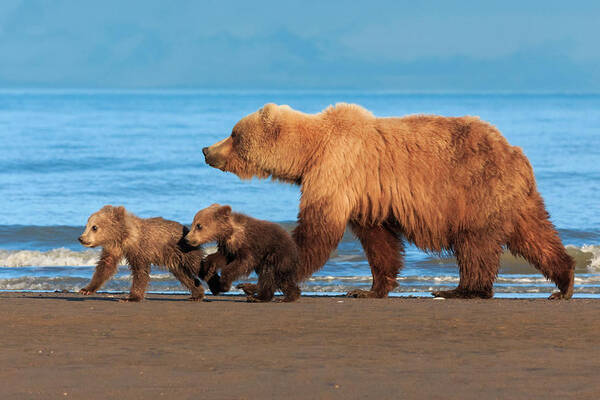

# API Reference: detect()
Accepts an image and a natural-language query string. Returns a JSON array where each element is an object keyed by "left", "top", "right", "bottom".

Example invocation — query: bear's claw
[{"left": 548, "top": 292, "right": 572, "bottom": 300}]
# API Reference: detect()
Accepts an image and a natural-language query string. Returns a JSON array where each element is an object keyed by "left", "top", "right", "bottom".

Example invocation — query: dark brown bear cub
[
  {"left": 186, "top": 204, "right": 301, "bottom": 302},
  {"left": 78, "top": 205, "right": 206, "bottom": 302}
]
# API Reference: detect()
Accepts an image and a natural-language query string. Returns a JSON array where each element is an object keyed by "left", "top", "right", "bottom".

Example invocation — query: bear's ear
[
  {"left": 260, "top": 103, "right": 280, "bottom": 136},
  {"left": 217, "top": 205, "right": 232, "bottom": 218},
  {"left": 261, "top": 103, "right": 278, "bottom": 115}
]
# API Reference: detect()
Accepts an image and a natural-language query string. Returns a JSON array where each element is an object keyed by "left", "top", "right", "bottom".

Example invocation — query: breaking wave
[
  {"left": 0, "top": 248, "right": 101, "bottom": 267},
  {"left": 1, "top": 244, "right": 598, "bottom": 271}
]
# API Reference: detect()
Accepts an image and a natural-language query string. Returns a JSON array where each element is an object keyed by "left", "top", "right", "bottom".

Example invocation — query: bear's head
[
  {"left": 202, "top": 103, "right": 309, "bottom": 184},
  {"left": 185, "top": 204, "right": 233, "bottom": 247},
  {"left": 79, "top": 205, "right": 127, "bottom": 248}
]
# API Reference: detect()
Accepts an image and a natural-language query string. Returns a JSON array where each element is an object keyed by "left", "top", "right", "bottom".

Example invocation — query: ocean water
[{"left": 0, "top": 90, "right": 599, "bottom": 297}]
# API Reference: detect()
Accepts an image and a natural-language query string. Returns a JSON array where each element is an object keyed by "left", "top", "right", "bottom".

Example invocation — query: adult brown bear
[{"left": 202, "top": 103, "right": 575, "bottom": 299}]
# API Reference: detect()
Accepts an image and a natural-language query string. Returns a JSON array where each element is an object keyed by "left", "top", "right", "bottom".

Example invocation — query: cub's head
[
  {"left": 78, "top": 205, "right": 127, "bottom": 248},
  {"left": 185, "top": 204, "right": 232, "bottom": 246},
  {"left": 202, "top": 103, "right": 307, "bottom": 184}
]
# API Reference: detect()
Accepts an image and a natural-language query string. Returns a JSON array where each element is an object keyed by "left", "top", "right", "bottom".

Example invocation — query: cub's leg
[
  {"left": 278, "top": 275, "right": 301, "bottom": 303},
  {"left": 120, "top": 263, "right": 150, "bottom": 302},
  {"left": 79, "top": 249, "right": 120, "bottom": 295},
  {"left": 171, "top": 260, "right": 205, "bottom": 301},
  {"left": 219, "top": 256, "right": 254, "bottom": 294},
  {"left": 246, "top": 268, "right": 276, "bottom": 302},
  {"left": 196, "top": 252, "right": 228, "bottom": 295},
  {"left": 236, "top": 283, "right": 258, "bottom": 297}
]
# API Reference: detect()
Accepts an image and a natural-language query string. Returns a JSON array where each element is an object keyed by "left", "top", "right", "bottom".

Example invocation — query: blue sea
[{"left": 0, "top": 90, "right": 599, "bottom": 298}]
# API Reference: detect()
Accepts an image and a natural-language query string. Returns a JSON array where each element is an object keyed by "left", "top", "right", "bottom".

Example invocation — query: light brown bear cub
[
  {"left": 186, "top": 204, "right": 301, "bottom": 302},
  {"left": 78, "top": 205, "right": 206, "bottom": 302}
]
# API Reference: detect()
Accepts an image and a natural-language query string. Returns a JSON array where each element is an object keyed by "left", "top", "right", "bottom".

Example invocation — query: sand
[{"left": 0, "top": 292, "right": 599, "bottom": 399}]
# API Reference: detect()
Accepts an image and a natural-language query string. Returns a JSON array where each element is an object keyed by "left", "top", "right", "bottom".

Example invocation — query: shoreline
[
  {"left": 2, "top": 289, "right": 600, "bottom": 299},
  {"left": 1, "top": 292, "right": 599, "bottom": 399}
]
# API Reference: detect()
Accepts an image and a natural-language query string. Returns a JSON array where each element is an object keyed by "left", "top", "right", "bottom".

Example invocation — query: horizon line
[{"left": 0, "top": 88, "right": 599, "bottom": 96}]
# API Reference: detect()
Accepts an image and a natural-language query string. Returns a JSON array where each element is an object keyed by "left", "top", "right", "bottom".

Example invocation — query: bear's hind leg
[
  {"left": 347, "top": 223, "right": 403, "bottom": 298},
  {"left": 507, "top": 202, "right": 575, "bottom": 300},
  {"left": 432, "top": 234, "right": 501, "bottom": 299}
]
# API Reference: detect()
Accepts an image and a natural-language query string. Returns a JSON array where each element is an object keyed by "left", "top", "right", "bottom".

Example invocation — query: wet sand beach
[{"left": 0, "top": 292, "right": 599, "bottom": 399}]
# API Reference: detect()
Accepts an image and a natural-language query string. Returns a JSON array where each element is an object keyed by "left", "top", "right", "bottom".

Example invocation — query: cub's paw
[
  {"left": 189, "top": 295, "right": 205, "bottom": 302},
  {"left": 345, "top": 289, "right": 378, "bottom": 298},
  {"left": 118, "top": 296, "right": 142, "bottom": 303},
  {"left": 275, "top": 297, "right": 299, "bottom": 303},
  {"left": 245, "top": 295, "right": 271, "bottom": 303},
  {"left": 78, "top": 288, "right": 94, "bottom": 295},
  {"left": 207, "top": 275, "right": 222, "bottom": 295},
  {"left": 236, "top": 283, "right": 258, "bottom": 296}
]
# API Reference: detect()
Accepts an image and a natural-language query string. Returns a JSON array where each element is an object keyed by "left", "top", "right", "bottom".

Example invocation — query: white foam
[
  {"left": 581, "top": 244, "right": 600, "bottom": 271},
  {"left": 0, "top": 248, "right": 101, "bottom": 267},
  {"left": 567, "top": 244, "right": 600, "bottom": 272},
  {"left": 0, "top": 245, "right": 218, "bottom": 269}
]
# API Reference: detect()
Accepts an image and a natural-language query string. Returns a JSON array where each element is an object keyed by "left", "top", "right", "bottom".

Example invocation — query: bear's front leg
[
  {"left": 292, "top": 198, "right": 348, "bottom": 283},
  {"left": 79, "top": 249, "right": 120, "bottom": 295}
]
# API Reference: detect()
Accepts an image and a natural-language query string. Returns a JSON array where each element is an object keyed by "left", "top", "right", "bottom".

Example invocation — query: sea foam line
[
  {"left": 0, "top": 246, "right": 219, "bottom": 267},
  {"left": 1, "top": 245, "right": 598, "bottom": 270}
]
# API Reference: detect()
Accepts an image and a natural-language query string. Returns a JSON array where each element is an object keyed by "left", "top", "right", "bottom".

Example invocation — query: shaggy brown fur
[
  {"left": 185, "top": 204, "right": 301, "bottom": 302},
  {"left": 78, "top": 205, "right": 206, "bottom": 302},
  {"left": 202, "top": 103, "right": 575, "bottom": 300}
]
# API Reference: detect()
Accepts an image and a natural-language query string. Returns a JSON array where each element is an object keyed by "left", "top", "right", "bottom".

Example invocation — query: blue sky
[{"left": 0, "top": 0, "right": 598, "bottom": 91}]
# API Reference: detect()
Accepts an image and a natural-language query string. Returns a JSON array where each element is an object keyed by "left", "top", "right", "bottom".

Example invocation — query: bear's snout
[
  {"left": 202, "top": 147, "right": 209, "bottom": 156},
  {"left": 78, "top": 236, "right": 84, "bottom": 244}
]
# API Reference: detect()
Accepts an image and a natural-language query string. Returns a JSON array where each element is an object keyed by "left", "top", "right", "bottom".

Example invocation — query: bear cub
[
  {"left": 186, "top": 204, "right": 301, "bottom": 302},
  {"left": 78, "top": 205, "right": 207, "bottom": 302}
]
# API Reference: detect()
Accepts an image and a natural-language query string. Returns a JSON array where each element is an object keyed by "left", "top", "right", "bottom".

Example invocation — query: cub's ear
[
  {"left": 113, "top": 206, "right": 126, "bottom": 220},
  {"left": 217, "top": 205, "right": 232, "bottom": 218}
]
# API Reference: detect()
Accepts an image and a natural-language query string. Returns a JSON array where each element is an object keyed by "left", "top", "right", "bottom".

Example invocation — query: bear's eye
[
  {"left": 91, "top": 225, "right": 98, "bottom": 231},
  {"left": 231, "top": 131, "right": 237, "bottom": 139},
  {"left": 196, "top": 224, "right": 202, "bottom": 230}
]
